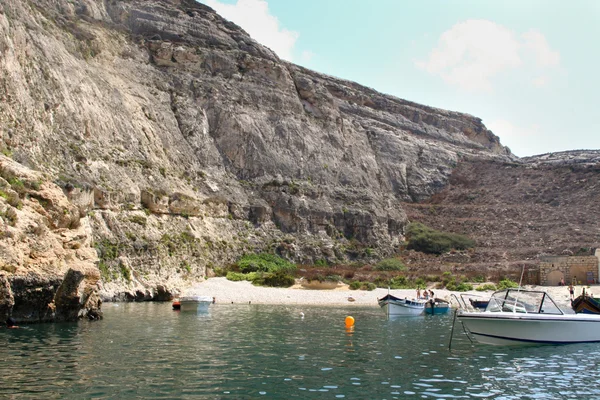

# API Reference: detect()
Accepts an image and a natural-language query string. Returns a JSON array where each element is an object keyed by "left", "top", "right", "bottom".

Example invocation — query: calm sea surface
[{"left": 2, "top": 302, "right": 600, "bottom": 399}]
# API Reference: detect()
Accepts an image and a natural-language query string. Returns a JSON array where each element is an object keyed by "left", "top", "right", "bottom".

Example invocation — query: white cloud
[
  {"left": 416, "top": 20, "right": 560, "bottom": 92},
  {"left": 203, "top": 0, "right": 298, "bottom": 61},
  {"left": 487, "top": 119, "right": 542, "bottom": 156},
  {"left": 300, "top": 50, "right": 314, "bottom": 64},
  {"left": 522, "top": 30, "right": 560, "bottom": 67}
]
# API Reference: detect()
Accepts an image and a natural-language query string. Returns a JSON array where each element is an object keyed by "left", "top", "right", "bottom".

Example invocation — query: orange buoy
[
  {"left": 345, "top": 316, "right": 355, "bottom": 328},
  {"left": 172, "top": 300, "right": 181, "bottom": 310}
]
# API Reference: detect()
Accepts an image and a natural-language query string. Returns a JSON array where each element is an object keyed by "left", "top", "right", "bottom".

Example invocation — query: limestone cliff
[
  {"left": 1, "top": 0, "right": 519, "bottom": 312},
  {"left": 0, "top": 155, "right": 101, "bottom": 323}
]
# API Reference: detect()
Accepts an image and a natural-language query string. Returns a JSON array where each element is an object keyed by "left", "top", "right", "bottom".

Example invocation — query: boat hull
[
  {"left": 424, "top": 301, "right": 450, "bottom": 315},
  {"left": 179, "top": 296, "right": 213, "bottom": 312},
  {"left": 378, "top": 295, "right": 425, "bottom": 316},
  {"left": 571, "top": 295, "right": 600, "bottom": 314},
  {"left": 458, "top": 311, "right": 600, "bottom": 345}
]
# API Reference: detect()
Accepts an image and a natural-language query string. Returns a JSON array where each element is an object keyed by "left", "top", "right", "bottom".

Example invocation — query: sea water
[{"left": 2, "top": 303, "right": 600, "bottom": 399}]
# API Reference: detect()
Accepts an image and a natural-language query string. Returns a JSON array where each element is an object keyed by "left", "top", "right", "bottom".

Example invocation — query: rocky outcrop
[
  {"left": 3, "top": 0, "right": 593, "bottom": 310},
  {"left": 0, "top": 155, "right": 102, "bottom": 323},
  {"left": 522, "top": 150, "right": 600, "bottom": 167}
]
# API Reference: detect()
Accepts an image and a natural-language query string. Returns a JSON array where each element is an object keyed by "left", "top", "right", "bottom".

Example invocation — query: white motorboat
[
  {"left": 378, "top": 294, "right": 426, "bottom": 316},
  {"left": 456, "top": 288, "right": 600, "bottom": 345},
  {"left": 178, "top": 296, "right": 213, "bottom": 312}
]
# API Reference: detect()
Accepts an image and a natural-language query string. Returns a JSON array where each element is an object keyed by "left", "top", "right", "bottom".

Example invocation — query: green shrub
[
  {"left": 375, "top": 258, "right": 406, "bottom": 271},
  {"left": 476, "top": 283, "right": 497, "bottom": 291},
  {"left": 129, "top": 215, "right": 147, "bottom": 226},
  {"left": 254, "top": 271, "right": 295, "bottom": 287},
  {"left": 497, "top": 279, "right": 519, "bottom": 290},
  {"left": 237, "top": 253, "right": 296, "bottom": 275},
  {"left": 405, "top": 222, "right": 475, "bottom": 254},
  {"left": 95, "top": 239, "right": 121, "bottom": 260},
  {"left": 98, "top": 261, "right": 111, "bottom": 281},
  {"left": 349, "top": 281, "right": 377, "bottom": 291},
  {"left": 226, "top": 271, "right": 248, "bottom": 281},
  {"left": 119, "top": 263, "right": 131, "bottom": 282},
  {"left": 455, "top": 282, "right": 473, "bottom": 291},
  {"left": 349, "top": 281, "right": 362, "bottom": 290},
  {"left": 386, "top": 275, "right": 416, "bottom": 289}
]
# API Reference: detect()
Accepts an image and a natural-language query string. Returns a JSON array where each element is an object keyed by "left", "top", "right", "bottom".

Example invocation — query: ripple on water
[{"left": 3, "top": 305, "right": 600, "bottom": 399}]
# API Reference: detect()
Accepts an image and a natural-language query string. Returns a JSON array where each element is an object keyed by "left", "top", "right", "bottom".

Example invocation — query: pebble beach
[{"left": 188, "top": 277, "right": 582, "bottom": 308}]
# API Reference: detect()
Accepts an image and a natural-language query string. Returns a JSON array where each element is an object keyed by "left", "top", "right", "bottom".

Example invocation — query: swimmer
[{"left": 6, "top": 317, "right": 19, "bottom": 329}]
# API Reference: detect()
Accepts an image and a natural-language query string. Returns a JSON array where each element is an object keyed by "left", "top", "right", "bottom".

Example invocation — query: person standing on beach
[{"left": 569, "top": 284, "right": 575, "bottom": 300}]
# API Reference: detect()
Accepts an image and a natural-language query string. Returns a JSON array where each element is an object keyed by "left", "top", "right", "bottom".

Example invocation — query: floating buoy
[
  {"left": 345, "top": 316, "right": 355, "bottom": 328},
  {"left": 172, "top": 300, "right": 181, "bottom": 310}
]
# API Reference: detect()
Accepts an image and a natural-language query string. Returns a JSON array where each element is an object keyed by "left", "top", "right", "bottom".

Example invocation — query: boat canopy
[{"left": 485, "top": 289, "right": 563, "bottom": 315}]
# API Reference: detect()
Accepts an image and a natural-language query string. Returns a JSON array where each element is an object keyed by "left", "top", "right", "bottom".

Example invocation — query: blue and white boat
[
  {"left": 378, "top": 294, "right": 426, "bottom": 316},
  {"left": 424, "top": 298, "right": 450, "bottom": 315}
]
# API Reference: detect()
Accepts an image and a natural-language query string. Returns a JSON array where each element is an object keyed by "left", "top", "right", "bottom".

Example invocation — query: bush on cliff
[
  {"left": 237, "top": 253, "right": 297, "bottom": 275},
  {"left": 374, "top": 258, "right": 406, "bottom": 271},
  {"left": 253, "top": 271, "right": 296, "bottom": 287},
  {"left": 230, "top": 253, "right": 297, "bottom": 287},
  {"left": 406, "top": 222, "right": 475, "bottom": 255}
]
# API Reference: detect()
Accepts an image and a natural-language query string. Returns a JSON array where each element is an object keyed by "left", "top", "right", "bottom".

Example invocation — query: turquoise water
[{"left": 2, "top": 303, "right": 600, "bottom": 399}]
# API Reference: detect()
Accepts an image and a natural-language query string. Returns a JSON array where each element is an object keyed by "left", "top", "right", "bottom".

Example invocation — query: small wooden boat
[
  {"left": 571, "top": 289, "right": 600, "bottom": 314},
  {"left": 424, "top": 298, "right": 450, "bottom": 315},
  {"left": 172, "top": 299, "right": 181, "bottom": 310},
  {"left": 378, "top": 294, "right": 426, "bottom": 316}
]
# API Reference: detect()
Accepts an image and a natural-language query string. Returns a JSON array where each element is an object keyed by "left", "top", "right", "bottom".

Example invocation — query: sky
[{"left": 199, "top": 0, "right": 600, "bottom": 157}]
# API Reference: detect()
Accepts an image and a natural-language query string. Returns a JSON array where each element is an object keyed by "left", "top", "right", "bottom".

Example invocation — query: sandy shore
[{"left": 187, "top": 277, "right": 584, "bottom": 308}]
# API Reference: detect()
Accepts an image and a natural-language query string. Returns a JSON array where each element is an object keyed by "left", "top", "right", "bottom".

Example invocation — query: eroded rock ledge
[{"left": 0, "top": 155, "right": 102, "bottom": 324}]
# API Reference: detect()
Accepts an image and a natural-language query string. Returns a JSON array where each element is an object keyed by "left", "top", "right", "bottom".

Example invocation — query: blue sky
[{"left": 200, "top": 0, "right": 600, "bottom": 157}]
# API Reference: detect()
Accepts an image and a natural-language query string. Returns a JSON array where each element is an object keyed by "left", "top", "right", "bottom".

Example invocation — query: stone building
[{"left": 539, "top": 250, "right": 600, "bottom": 286}]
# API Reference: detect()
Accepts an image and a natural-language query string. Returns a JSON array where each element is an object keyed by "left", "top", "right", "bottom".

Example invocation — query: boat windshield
[{"left": 485, "top": 289, "right": 563, "bottom": 315}]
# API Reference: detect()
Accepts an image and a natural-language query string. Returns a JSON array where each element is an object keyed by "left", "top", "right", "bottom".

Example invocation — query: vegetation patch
[
  {"left": 223, "top": 253, "right": 297, "bottom": 287},
  {"left": 128, "top": 215, "right": 147, "bottom": 226},
  {"left": 349, "top": 281, "right": 376, "bottom": 291},
  {"left": 405, "top": 222, "right": 475, "bottom": 255},
  {"left": 497, "top": 279, "right": 519, "bottom": 290},
  {"left": 374, "top": 258, "right": 406, "bottom": 271},
  {"left": 237, "top": 253, "right": 297, "bottom": 275},
  {"left": 476, "top": 283, "right": 497, "bottom": 291}
]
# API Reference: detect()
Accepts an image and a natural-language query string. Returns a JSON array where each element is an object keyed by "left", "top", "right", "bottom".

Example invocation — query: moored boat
[
  {"left": 172, "top": 299, "right": 181, "bottom": 310},
  {"left": 178, "top": 295, "right": 214, "bottom": 312},
  {"left": 424, "top": 298, "right": 450, "bottom": 315},
  {"left": 468, "top": 298, "right": 490, "bottom": 310},
  {"left": 378, "top": 294, "right": 426, "bottom": 316},
  {"left": 456, "top": 288, "right": 600, "bottom": 345},
  {"left": 571, "top": 289, "right": 600, "bottom": 314}
]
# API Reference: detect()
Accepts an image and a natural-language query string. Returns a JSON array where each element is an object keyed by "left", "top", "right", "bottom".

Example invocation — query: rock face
[
  {"left": 1, "top": 0, "right": 594, "bottom": 312},
  {"left": 0, "top": 155, "right": 102, "bottom": 323},
  {"left": 402, "top": 158, "right": 600, "bottom": 280}
]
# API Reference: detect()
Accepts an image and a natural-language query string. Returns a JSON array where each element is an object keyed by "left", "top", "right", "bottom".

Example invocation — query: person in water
[{"left": 6, "top": 317, "right": 19, "bottom": 329}]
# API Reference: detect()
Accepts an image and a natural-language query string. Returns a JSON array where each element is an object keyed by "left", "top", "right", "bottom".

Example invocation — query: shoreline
[{"left": 185, "top": 277, "right": 582, "bottom": 307}]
